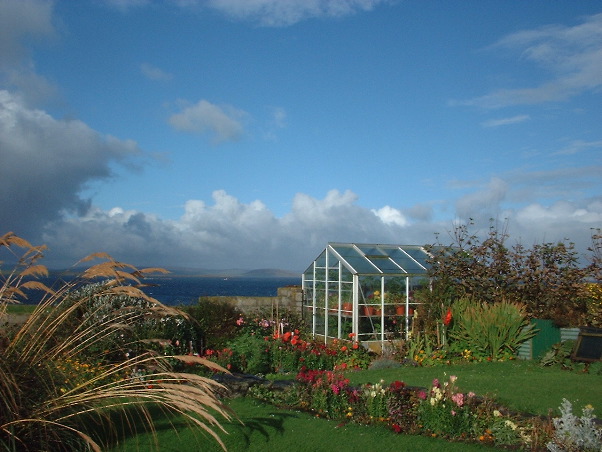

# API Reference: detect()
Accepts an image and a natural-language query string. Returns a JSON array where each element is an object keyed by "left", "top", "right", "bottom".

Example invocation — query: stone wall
[{"left": 197, "top": 285, "right": 304, "bottom": 314}]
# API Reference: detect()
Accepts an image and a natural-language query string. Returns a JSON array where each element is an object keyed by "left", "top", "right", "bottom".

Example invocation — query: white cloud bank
[{"left": 37, "top": 186, "right": 601, "bottom": 272}]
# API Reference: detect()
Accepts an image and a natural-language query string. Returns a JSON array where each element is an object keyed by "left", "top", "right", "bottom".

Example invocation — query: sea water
[
  {"left": 20, "top": 275, "right": 301, "bottom": 306},
  {"left": 140, "top": 276, "right": 301, "bottom": 306}
]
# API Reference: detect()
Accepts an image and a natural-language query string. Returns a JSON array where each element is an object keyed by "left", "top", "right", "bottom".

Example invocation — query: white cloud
[
  {"left": 140, "top": 63, "right": 173, "bottom": 81},
  {"left": 0, "top": 90, "right": 145, "bottom": 238},
  {"left": 481, "top": 114, "right": 530, "bottom": 128},
  {"left": 463, "top": 13, "right": 602, "bottom": 108},
  {"left": 103, "top": 0, "right": 150, "bottom": 10},
  {"left": 37, "top": 185, "right": 602, "bottom": 272},
  {"left": 455, "top": 177, "right": 508, "bottom": 218},
  {"left": 554, "top": 139, "right": 602, "bottom": 155},
  {"left": 204, "top": 0, "right": 388, "bottom": 26},
  {"left": 38, "top": 189, "right": 430, "bottom": 270},
  {"left": 372, "top": 205, "right": 408, "bottom": 227},
  {"left": 169, "top": 99, "right": 247, "bottom": 142}
]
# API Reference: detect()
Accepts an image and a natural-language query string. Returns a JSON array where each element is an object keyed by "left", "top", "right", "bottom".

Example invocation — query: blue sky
[{"left": 1, "top": 0, "right": 601, "bottom": 271}]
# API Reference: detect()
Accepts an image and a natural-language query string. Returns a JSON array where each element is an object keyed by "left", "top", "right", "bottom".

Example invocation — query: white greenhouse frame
[{"left": 302, "top": 243, "right": 432, "bottom": 350}]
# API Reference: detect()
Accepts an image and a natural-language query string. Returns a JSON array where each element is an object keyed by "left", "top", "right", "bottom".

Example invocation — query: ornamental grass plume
[{"left": 0, "top": 232, "right": 231, "bottom": 452}]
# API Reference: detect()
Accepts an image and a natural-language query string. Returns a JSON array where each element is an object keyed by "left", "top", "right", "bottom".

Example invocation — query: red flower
[
  {"left": 443, "top": 308, "right": 452, "bottom": 326},
  {"left": 340, "top": 345, "right": 347, "bottom": 352},
  {"left": 392, "top": 423, "right": 402, "bottom": 434},
  {"left": 282, "top": 331, "right": 292, "bottom": 342},
  {"left": 348, "top": 332, "right": 355, "bottom": 339}
]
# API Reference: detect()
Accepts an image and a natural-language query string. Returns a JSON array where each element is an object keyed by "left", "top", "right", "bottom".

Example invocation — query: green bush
[
  {"left": 227, "top": 333, "right": 272, "bottom": 375},
  {"left": 449, "top": 298, "right": 536, "bottom": 360},
  {"left": 183, "top": 298, "right": 242, "bottom": 350}
]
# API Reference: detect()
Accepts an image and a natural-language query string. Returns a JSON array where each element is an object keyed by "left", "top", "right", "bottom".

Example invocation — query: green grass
[
  {"left": 5, "top": 303, "right": 37, "bottom": 314},
  {"left": 345, "top": 360, "right": 602, "bottom": 416},
  {"left": 111, "top": 397, "right": 495, "bottom": 452},
  {"left": 110, "top": 360, "right": 601, "bottom": 451}
]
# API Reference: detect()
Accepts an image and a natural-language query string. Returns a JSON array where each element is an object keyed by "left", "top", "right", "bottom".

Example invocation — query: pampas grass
[{"left": 0, "top": 232, "right": 232, "bottom": 451}]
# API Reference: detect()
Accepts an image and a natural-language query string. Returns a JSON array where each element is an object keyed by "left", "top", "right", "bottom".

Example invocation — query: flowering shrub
[
  {"left": 295, "top": 368, "right": 353, "bottom": 418},
  {"left": 51, "top": 358, "right": 122, "bottom": 394},
  {"left": 387, "top": 380, "right": 422, "bottom": 434},
  {"left": 582, "top": 282, "right": 602, "bottom": 328},
  {"left": 255, "top": 372, "right": 560, "bottom": 449},
  {"left": 417, "top": 375, "right": 479, "bottom": 438},
  {"left": 361, "top": 380, "right": 389, "bottom": 422},
  {"left": 201, "top": 317, "right": 372, "bottom": 375}
]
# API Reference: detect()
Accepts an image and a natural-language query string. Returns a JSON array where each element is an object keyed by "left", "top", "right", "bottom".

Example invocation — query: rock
[{"left": 211, "top": 372, "right": 295, "bottom": 397}]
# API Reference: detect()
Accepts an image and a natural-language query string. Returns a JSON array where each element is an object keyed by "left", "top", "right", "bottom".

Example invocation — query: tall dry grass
[{"left": 0, "top": 232, "right": 232, "bottom": 451}]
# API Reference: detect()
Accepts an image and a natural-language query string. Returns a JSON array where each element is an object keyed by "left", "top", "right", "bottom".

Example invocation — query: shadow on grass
[{"left": 236, "top": 411, "right": 299, "bottom": 447}]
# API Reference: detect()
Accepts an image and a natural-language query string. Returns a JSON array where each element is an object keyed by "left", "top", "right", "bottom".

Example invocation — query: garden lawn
[
  {"left": 110, "top": 360, "right": 601, "bottom": 451},
  {"left": 110, "top": 397, "right": 495, "bottom": 452},
  {"left": 345, "top": 360, "right": 602, "bottom": 416}
]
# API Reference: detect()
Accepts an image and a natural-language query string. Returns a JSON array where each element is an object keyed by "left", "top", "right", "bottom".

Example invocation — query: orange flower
[{"left": 443, "top": 308, "right": 452, "bottom": 326}]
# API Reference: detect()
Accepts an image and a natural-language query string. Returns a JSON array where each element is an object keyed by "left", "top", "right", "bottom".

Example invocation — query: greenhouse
[{"left": 302, "top": 243, "right": 432, "bottom": 350}]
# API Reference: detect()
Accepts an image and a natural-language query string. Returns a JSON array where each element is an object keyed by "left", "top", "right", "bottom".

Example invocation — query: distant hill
[
  {"left": 45, "top": 267, "right": 300, "bottom": 279},
  {"left": 241, "top": 269, "right": 299, "bottom": 278}
]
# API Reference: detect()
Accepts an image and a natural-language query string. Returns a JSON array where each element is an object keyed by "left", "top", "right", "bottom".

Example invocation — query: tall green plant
[
  {"left": 0, "top": 232, "right": 231, "bottom": 451},
  {"left": 449, "top": 298, "right": 536, "bottom": 360}
]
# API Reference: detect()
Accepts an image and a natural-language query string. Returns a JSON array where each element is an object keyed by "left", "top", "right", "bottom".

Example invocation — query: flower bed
[{"left": 249, "top": 372, "right": 602, "bottom": 451}]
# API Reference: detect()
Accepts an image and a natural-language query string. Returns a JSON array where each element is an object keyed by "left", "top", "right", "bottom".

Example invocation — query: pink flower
[
  {"left": 432, "top": 378, "right": 440, "bottom": 388},
  {"left": 236, "top": 317, "right": 244, "bottom": 326},
  {"left": 451, "top": 392, "right": 465, "bottom": 407},
  {"left": 451, "top": 410, "right": 456, "bottom": 416},
  {"left": 418, "top": 390, "right": 427, "bottom": 400}
]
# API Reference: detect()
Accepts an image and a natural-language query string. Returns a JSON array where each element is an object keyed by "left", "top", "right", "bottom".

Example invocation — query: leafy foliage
[
  {"left": 449, "top": 298, "right": 536, "bottom": 360},
  {"left": 182, "top": 298, "right": 242, "bottom": 350},
  {"left": 423, "top": 220, "right": 600, "bottom": 327},
  {"left": 547, "top": 399, "right": 602, "bottom": 452}
]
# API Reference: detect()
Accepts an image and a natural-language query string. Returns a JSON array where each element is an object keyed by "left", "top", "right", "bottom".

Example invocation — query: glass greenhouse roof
[{"left": 306, "top": 242, "right": 432, "bottom": 276}]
